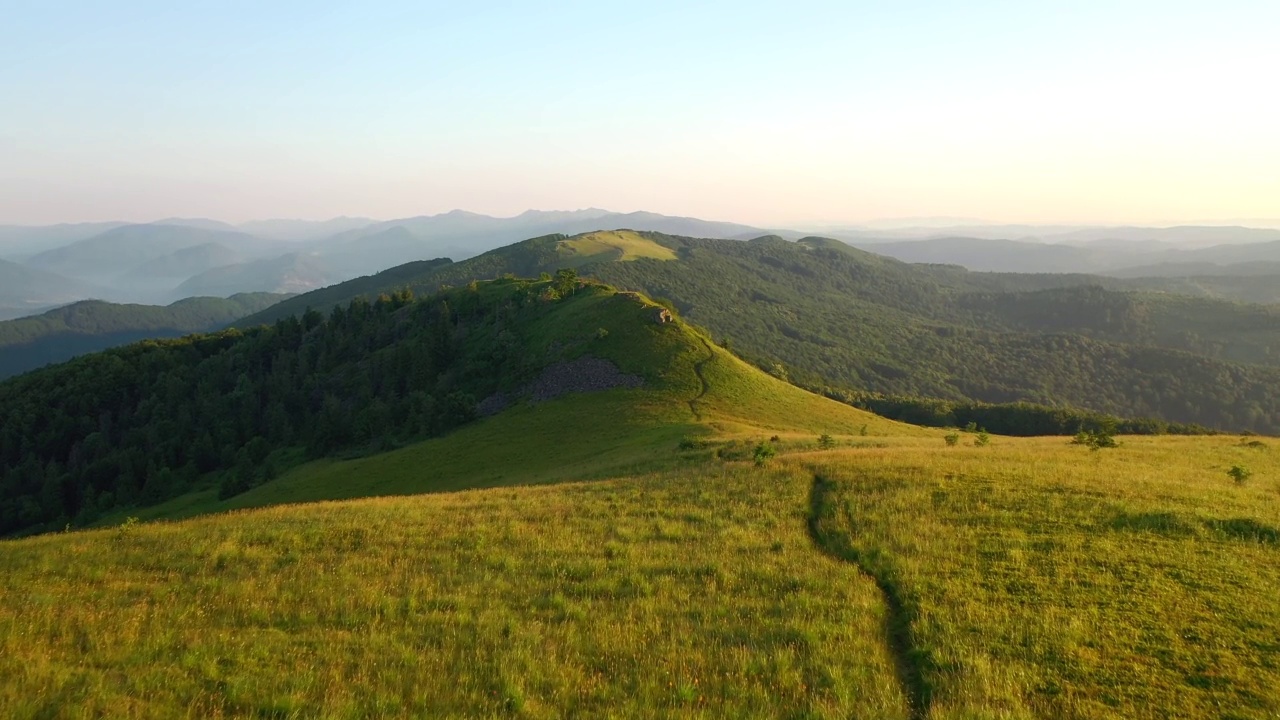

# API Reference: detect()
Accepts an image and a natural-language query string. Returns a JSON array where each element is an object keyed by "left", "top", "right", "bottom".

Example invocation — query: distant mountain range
[
  {"left": 0, "top": 210, "right": 771, "bottom": 313},
  {"left": 0, "top": 259, "right": 107, "bottom": 320},
  {"left": 3, "top": 212, "right": 1280, "bottom": 319},
  {"left": 852, "top": 234, "right": 1280, "bottom": 276}
]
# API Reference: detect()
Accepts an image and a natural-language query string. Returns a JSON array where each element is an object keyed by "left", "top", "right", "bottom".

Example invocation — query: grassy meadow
[
  {"left": 2, "top": 296, "right": 1278, "bottom": 718},
  {"left": 3, "top": 430, "right": 1277, "bottom": 718},
  {"left": 1, "top": 465, "right": 909, "bottom": 719}
]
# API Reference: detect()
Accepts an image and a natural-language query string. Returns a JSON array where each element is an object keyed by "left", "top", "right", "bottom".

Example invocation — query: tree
[{"left": 553, "top": 268, "right": 578, "bottom": 297}]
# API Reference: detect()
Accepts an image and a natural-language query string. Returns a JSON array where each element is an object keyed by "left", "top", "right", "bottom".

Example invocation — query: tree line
[{"left": 0, "top": 278, "right": 572, "bottom": 536}]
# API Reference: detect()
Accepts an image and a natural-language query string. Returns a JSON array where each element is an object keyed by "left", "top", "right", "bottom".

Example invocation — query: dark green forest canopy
[
  {"left": 239, "top": 232, "right": 1280, "bottom": 434},
  {"left": 0, "top": 279, "right": 652, "bottom": 536},
  {"left": 0, "top": 293, "right": 290, "bottom": 380}
]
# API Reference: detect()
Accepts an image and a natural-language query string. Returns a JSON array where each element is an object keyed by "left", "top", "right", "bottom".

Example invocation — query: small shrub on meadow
[
  {"left": 818, "top": 434, "right": 835, "bottom": 449},
  {"left": 944, "top": 433, "right": 960, "bottom": 447},
  {"left": 753, "top": 442, "right": 776, "bottom": 467},
  {"left": 1228, "top": 465, "right": 1253, "bottom": 485},
  {"left": 974, "top": 430, "right": 991, "bottom": 447},
  {"left": 115, "top": 516, "right": 139, "bottom": 540},
  {"left": 1072, "top": 429, "right": 1118, "bottom": 450}
]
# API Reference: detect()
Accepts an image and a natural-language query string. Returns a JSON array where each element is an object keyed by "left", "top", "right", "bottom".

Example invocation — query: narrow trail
[
  {"left": 807, "top": 473, "right": 932, "bottom": 720},
  {"left": 687, "top": 337, "right": 713, "bottom": 421}
]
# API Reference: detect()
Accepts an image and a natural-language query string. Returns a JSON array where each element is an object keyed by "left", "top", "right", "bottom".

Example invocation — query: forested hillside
[
  {"left": 0, "top": 294, "right": 290, "bottom": 380},
  {"left": 0, "top": 277, "right": 667, "bottom": 535},
  {"left": 239, "top": 232, "right": 1280, "bottom": 434}
]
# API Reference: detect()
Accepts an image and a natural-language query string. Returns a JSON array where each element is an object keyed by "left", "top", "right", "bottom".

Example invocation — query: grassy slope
[
  {"left": 809, "top": 434, "right": 1280, "bottom": 719},
  {"left": 239, "top": 230, "right": 1280, "bottom": 434},
  {"left": 0, "top": 467, "right": 908, "bottom": 719},
  {"left": 558, "top": 230, "right": 678, "bottom": 263},
  {"left": 0, "top": 291, "right": 919, "bottom": 718},
  {"left": 3, "top": 432, "right": 1277, "bottom": 717},
  {"left": 3, "top": 280, "right": 1278, "bottom": 717},
  {"left": 124, "top": 288, "right": 912, "bottom": 523}
]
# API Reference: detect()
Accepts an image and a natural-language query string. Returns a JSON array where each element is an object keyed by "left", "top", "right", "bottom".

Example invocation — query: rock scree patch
[{"left": 477, "top": 356, "right": 644, "bottom": 416}]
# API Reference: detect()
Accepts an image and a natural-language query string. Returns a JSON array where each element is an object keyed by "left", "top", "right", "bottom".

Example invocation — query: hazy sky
[{"left": 2, "top": 1, "right": 1277, "bottom": 226}]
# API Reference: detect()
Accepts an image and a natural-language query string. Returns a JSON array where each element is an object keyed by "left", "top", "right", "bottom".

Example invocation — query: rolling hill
[
  {"left": 125, "top": 242, "right": 243, "bottom": 281},
  {"left": 0, "top": 258, "right": 107, "bottom": 320},
  {"left": 0, "top": 276, "right": 1276, "bottom": 718},
  {"left": 859, "top": 233, "right": 1280, "bottom": 275},
  {"left": 23, "top": 223, "right": 285, "bottom": 288},
  {"left": 238, "top": 231, "right": 1280, "bottom": 434},
  {"left": 0, "top": 293, "right": 291, "bottom": 380},
  {"left": 236, "top": 216, "right": 378, "bottom": 241},
  {"left": 0, "top": 222, "right": 129, "bottom": 260},
  {"left": 309, "top": 208, "right": 767, "bottom": 267},
  {"left": 170, "top": 252, "right": 335, "bottom": 299},
  {"left": 0, "top": 276, "right": 895, "bottom": 537}
]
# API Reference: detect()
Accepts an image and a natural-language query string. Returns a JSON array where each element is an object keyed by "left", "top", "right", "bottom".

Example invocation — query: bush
[
  {"left": 944, "top": 433, "right": 960, "bottom": 447},
  {"left": 818, "top": 434, "right": 835, "bottom": 449},
  {"left": 678, "top": 436, "right": 704, "bottom": 451},
  {"left": 974, "top": 430, "right": 991, "bottom": 447},
  {"left": 753, "top": 442, "right": 777, "bottom": 467},
  {"left": 1072, "top": 428, "right": 1119, "bottom": 450},
  {"left": 1228, "top": 465, "right": 1253, "bottom": 484}
]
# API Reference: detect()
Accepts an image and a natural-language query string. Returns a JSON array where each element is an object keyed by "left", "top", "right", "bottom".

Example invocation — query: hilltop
[
  {"left": 2, "top": 372, "right": 1276, "bottom": 717},
  {"left": 2, "top": 272, "right": 1278, "bottom": 719},
  {"left": 238, "top": 231, "right": 1280, "bottom": 434},
  {"left": 0, "top": 277, "right": 894, "bottom": 536}
]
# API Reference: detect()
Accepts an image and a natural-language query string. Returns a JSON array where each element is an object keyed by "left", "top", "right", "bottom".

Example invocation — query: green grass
[
  {"left": 807, "top": 434, "right": 1280, "bottom": 719},
  {"left": 114, "top": 286, "right": 904, "bottom": 522},
  {"left": 558, "top": 230, "right": 678, "bottom": 264},
  {"left": 7, "top": 433, "right": 1277, "bottom": 718},
  {"left": 1, "top": 467, "right": 909, "bottom": 719},
  {"left": 4, "top": 281, "right": 1280, "bottom": 717}
]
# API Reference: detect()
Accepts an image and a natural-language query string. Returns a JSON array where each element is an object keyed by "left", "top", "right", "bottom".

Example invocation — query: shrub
[
  {"left": 974, "top": 430, "right": 991, "bottom": 447},
  {"left": 1228, "top": 465, "right": 1253, "bottom": 485},
  {"left": 1072, "top": 428, "right": 1119, "bottom": 450},
  {"left": 944, "top": 433, "right": 960, "bottom": 447},
  {"left": 818, "top": 434, "right": 835, "bottom": 449},
  {"left": 753, "top": 442, "right": 776, "bottom": 467}
]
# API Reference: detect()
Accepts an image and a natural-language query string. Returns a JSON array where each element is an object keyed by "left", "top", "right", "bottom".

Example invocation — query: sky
[{"left": 1, "top": 0, "right": 1277, "bottom": 227}]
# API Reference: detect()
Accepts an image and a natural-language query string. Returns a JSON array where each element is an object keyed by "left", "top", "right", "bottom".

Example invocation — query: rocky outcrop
[
  {"left": 528, "top": 356, "right": 644, "bottom": 402},
  {"left": 476, "top": 356, "right": 644, "bottom": 416}
]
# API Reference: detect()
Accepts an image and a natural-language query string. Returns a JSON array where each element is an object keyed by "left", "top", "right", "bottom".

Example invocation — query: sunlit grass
[
  {"left": 807, "top": 434, "right": 1280, "bottom": 719},
  {"left": 558, "top": 230, "right": 678, "bottom": 263},
  {"left": 0, "top": 466, "right": 908, "bottom": 719},
  {"left": 7, "top": 292, "right": 1279, "bottom": 717}
]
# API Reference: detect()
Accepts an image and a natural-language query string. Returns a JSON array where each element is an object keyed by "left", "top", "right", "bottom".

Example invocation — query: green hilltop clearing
[
  {"left": 0, "top": 277, "right": 1278, "bottom": 718},
  {"left": 236, "top": 231, "right": 1280, "bottom": 435}
]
